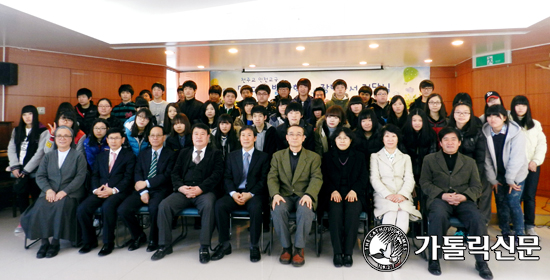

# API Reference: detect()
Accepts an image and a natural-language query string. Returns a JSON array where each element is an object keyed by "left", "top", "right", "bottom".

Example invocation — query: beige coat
[{"left": 370, "top": 148, "right": 422, "bottom": 220}]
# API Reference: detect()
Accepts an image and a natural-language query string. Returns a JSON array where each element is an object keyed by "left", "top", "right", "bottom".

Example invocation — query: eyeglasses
[
  {"left": 107, "top": 137, "right": 122, "bottom": 141},
  {"left": 149, "top": 134, "right": 163, "bottom": 138},
  {"left": 98, "top": 105, "right": 111, "bottom": 108},
  {"left": 287, "top": 133, "right": 304, "bottom": 137},
  {"left": 55, "top": 135, "right": 72, "bottom": 139},
  {"left": 94, "top": 127, "right": 107, "bottom": 131},
  {"left": 376, "top": 93, "right": 388, "bottom": 96},
  {"left": 428, "top": 101, "right": 441, "bottom": 105},
  {"left": 454, "top": 111, "right": 471, "bottom": 116}
]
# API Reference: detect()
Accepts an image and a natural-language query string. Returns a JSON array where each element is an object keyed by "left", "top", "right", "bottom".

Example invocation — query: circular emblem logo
[{"left": 362, "top": 224, "right": 410, "bottom": 272}]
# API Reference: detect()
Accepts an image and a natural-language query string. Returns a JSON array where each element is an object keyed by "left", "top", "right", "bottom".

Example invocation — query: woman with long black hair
[
  {"left": 322, "top": 127, "right": 367, "bottom": 267},
  {"left": 345, "top": 96, "right": 364, "bottom": 130},
  {"left": 196, "top": 101, "right": 220, "bottom": 130},
  {"left": 8, "top": 105, "right": 49, "bottom": 233},
  {"left": 164, "top": 113, "right": 192, "bottom": 152},
  {"left": 314, "top": 105, "right": 347, "bottom": 156},
  {"left": 510, "top": 95, "right": 547, "bottom": 236},
  {"left": 448, "top": 102, "right": 490, "bottom": 224},
  {"left": 44, "top": 109, "right": 86, "bottom": 155},
  {"left": 309, "top": 98, "right": 326, "bottom": 127},
  {"left": 211, "top": 114, "right": 241, "bottom": 160},
  {"left": 483, "top": 105, "right": 528, "bottom": 240},
  {"left": 123, "top": 108, "right": 154, "bottom": 156},
  {"left": 402, "top": 109, "right": 437, "bottom": 184},
  {"left": 386, "top": 95, "right": 409, "bottom": 129},
  {"left": 162, "top": 103, "right": 180, "bottom": 135}
]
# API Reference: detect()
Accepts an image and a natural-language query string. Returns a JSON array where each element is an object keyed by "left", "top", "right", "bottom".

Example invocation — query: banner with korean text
[{"left": 210, "top": 67, "right": 430, "bottom": 105}]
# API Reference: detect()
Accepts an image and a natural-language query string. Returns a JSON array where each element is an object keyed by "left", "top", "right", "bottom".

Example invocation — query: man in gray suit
[
  {"left": 420, "top": 127, "right": 493, "bottom": 279},
  {"left": 268, "top": 124, "right": 323, "bottom": 267}
]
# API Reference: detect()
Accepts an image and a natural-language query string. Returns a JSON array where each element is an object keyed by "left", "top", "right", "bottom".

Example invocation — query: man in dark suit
[
  {"left": 211, "top": 126, "right": 270, "bottom": 263},
  {"left": 117, "top": 126, "right": 176, "bottom": 252},
  {"left": 420, "top": 127, "right": 492, "bottom": 279},
  {"left": 77, "top": 128, "right": 136, "bottom": 256},
  {"left": 178, "top": 80, "right": 203, "bottom": 124},
  {"left": 151, "top": 123, "right": 223, "bottom": 263},
  {"left": 269, "top": 125, "right": 323, "bottom": 267}
]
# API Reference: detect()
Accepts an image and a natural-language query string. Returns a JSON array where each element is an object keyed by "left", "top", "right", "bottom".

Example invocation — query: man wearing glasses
[
  {"left": 409, "top": 79, "right": 435, "bottom": 112},
  {"left": 268, "top": 125, "right": 323, "bottom": 267},
  {"left": 255, "top": 84, "right": 277, "bottom": 116},
  {"left": 117, "top": 126, "right": 176, "bottom": 252},
  {"left": 368, "top": 86, "right": 390, "bottom": 125},
  {"left": 77, "top": 128, "right": 136, "bottom": 256}
]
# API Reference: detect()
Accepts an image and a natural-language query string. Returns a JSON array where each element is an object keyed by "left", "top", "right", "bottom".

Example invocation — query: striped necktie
[{"left": 148, "top": 151, "right": 158, "bottom": 179}]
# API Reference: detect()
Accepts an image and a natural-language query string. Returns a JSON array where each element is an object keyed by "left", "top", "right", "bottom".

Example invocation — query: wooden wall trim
[{"left": 6, "top": 47, "right": 167, "bottom": 77}]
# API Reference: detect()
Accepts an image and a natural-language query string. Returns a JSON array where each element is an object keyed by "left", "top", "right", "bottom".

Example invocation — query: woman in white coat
[
  {"left": 370, "top": 124, "right": 421, "bottom": 233},
  {"left": 510, "top": 96, "right": 547, "bottom": 236}
]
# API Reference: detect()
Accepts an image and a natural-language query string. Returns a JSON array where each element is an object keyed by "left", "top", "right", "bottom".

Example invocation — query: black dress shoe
[
  {"left": 333, "top": 254, "right": 343, "bottom": 267},
  {"left": 46, "top": 244, "right": 60, "bottom": 258},
  {"left": 343, "top": 254, "right": 353, "bottom": 267},
  {"left": 151, "top": 246, "right": 173, "bottom": 261},
  {"left": 98, "top": 243, "right": 114, "bottom": 257},
  {"left": 37, "top": 244, "right": 49, "bottom": 259},
  {"left": 79, "top": 242, "right": 98, "bottom": 254},
  {"left": 128, "top": 233, "right": 147, "bottom": 251},
  {"left": 199, "top": 247, "right": 210, "bottom": 264},
  {"left": 475, "top": 261, "right": 494, "bottom": 279},
  {"left": 211, "top": 245, "right": 232, "bottom": 261},
  {"left": 146, "top": 241, "right": 158, "bottom": 252},
  {"left": 250, "top": 247, "right": 261, "bottom": 263},
  {"left": 428, "top": 259, "right": 441, "bottom": 276}
]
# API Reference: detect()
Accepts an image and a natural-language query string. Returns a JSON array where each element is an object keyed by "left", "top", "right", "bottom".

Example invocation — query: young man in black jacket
[
  {"left": 74, "top": 88, "right": 98, "bottom": 135},
  {"left": 409, "top": 79, "right": 434, "bottom": 112}
]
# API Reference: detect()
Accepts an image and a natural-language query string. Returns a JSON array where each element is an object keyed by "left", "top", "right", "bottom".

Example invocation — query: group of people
[{"left": 7, "top": 78, "right": 546, "bottom": 279}]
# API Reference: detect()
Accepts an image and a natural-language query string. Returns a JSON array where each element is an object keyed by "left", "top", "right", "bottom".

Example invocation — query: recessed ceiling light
[
  {"left": 228, "top": 48, "right": 238, "bottom": 53},
  {"left": 369, "top": 43, "right": 379, "bottom": 49},
  {"left": 164, "top": 50, "right": 174, "bottom": 55},
  {"left": 296, "top": 46, "right": 305, "bottom": 51},
  {"left": 249, "top": 64, "right": 256, "bottom": 68},
  {"left": 359, "top": 61, "right": 367, "bottom": 65},
  {"left": 302, "top": 62, "right": 309, "bottom": 66},
  {"left": 452, "top": 40, "right": 464, "bottom": 46},
  {"left": 197, "top": 65, "right": 205, "bottom": 69},
  {"left": 424, "top": 59, "right": 433, "bottom": 63}
]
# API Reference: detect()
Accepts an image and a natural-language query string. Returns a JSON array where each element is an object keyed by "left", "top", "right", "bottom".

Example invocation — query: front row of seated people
[{"left": 20, "top": 123, "right": 495, "bottom": 279}]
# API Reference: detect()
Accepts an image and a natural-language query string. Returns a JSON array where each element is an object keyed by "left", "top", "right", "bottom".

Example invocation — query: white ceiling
[{"left": 1, "top": 1, "right": 550, "bottom": 71}]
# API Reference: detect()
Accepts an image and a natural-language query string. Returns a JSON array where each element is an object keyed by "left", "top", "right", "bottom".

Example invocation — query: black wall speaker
[{"left": 0, "top": 62, "right": 18, "bottom": 85}]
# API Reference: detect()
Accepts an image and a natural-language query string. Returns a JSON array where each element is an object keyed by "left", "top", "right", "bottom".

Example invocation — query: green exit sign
[{"left": 474, "top": 51, "right": 511, "bottom": 68}]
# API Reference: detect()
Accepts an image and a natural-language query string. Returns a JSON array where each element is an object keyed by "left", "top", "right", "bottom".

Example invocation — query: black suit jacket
[
  {"left": 178, "top": 98, "right": 203, "bottom": 124},
  {"left": 171, "top": 146, "right": 224, "bottom": 194},
  {"left": 92, "top": 148, "right": 136, "bottom": 194},
  {"left": 135, "top": 147, "right": 177, "bottom": 194},
  {"left": 321, "top": 148, "right": 368, "bottom": 209},
  {"left": 224, "top": 149, "right": 269, "bottom": 196},
  {"left": 256, "top": 125, "right": 277, "bottom": 158},
  {"left": 164, "top": 134, "right": 192, "bottom": 153},
  {"left": 218, "top": 104, "right": 241, "bottom": 121}
]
